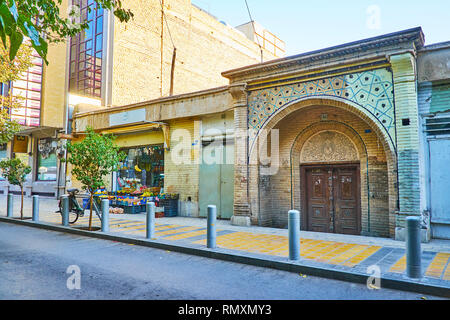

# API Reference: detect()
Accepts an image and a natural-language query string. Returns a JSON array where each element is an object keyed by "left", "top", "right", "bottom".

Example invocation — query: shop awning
[
  {"left": 100, "top": 121, "right": 170, "bottom": 150},
  {"left": 17, "top": 126, "right": 62, "bottom": 139}
]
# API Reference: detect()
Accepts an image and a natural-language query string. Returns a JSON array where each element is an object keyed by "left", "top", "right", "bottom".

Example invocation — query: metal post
[
  {"left": 32, "top": 195, "right": 39, "bottom": 222},
  {"left": 101, "top": 199, "right": 109, "bottom": 232},
  {"left": 288, "top": 210, "right": 301, "bottom": 261},
  {"left": 146, "top": 202, "right": 156, "bottom": 239},
  {"left": 207, "top": 205, "right": 217, "bottom": 249},
  {"left": 406, "top": 216, "right": 422, "bottom": 278},
  {"left": 7, "top": 193, "right": 13, "bottom": 217},
  {"left": 61, "top": 195, "right": 69, "bottom": 226}
]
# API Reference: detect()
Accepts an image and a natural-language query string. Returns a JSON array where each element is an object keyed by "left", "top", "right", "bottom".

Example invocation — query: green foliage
[
  {"left": 65, "top": 127, "right": 125, "bottom": 193},
  {"left": 0, "top": 157, "right": 31, "bottom": 186},
  {"left": 0, "top": 0, "right": 133, "bottom": 63},
  {"left": 0, "top": 108, "right": 22, "bottom": 144}
]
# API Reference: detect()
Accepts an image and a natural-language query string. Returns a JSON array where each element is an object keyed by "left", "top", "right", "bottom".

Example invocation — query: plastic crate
[
  {"left": 160, "top": 199, "right": 178, "bottom": 217},
  {"left": 122, "top": 205, "right": 142, "bottom": 214},
  {"left": 82, "top": 198, "right": 90, "bottom": 210}
]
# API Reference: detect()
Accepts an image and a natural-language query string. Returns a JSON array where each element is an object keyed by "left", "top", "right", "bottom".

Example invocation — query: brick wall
[{"left": 111, "top": 0, "right": 278, "bottom": 106}]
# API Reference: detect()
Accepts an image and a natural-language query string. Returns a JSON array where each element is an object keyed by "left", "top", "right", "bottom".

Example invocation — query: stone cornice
[
  {"left": 229, "top": 83, "right": 248, "bottom": 107},
  {"left": 222, "top": 27, "right": 425, "bottom": 83}
]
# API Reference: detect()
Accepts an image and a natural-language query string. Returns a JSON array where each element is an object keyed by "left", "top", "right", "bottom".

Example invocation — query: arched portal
[{"left": 249, "top": 97, "right": 398, "bottom": 237}]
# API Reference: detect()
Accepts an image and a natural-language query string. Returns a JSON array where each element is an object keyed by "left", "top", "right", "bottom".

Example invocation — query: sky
[{"left": 191, "top": 0, "right": 450, "bottom": 56}]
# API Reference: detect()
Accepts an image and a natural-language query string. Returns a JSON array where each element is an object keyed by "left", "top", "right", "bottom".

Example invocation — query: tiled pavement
[
  {"left": 1, "top": 195, "right": 449, "bottom": 287},
  {"left": 35, "top": 211, "right": 450, "bottom": 284}
]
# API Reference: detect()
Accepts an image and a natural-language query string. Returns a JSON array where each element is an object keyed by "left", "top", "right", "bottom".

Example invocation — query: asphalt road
[{"left": 0, "top": 222, "right": 444, "bottom": 300}]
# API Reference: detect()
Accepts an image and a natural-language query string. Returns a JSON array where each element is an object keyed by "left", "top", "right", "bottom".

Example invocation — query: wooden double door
[{"left": 301, "top": 164, "right": 361, "bottom": 235}]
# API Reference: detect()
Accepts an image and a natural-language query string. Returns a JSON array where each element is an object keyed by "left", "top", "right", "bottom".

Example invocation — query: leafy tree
[
  {"left": 65, "top": 127, "right": 125, "bottom": 230},
  {"left": 0, "top": 0, "right": 133, "bottom": 63},
  {"left": 0, "top": 39, "right": 33, "bottom": 144},
  {"left": 0, "top": 157, "right": 31, "bottom": 219}
]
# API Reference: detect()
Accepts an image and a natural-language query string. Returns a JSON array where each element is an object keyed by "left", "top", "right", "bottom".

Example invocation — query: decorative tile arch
[{"left": 248, "top": 68, "right": 396, "bottom": 153}]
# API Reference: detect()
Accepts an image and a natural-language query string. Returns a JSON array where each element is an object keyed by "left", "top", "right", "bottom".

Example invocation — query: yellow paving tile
[
  {"left": 425, "top": 253, "right": 450, "bottom": 279},
  {"left": 156, "top": 226, "right": 200, "bottom": 236},
  {"left": 300, "top": 241, "right": 334, "bottom": 257},
  {"left": 302, "top": 242, "right": 344, "bottom": 260},
  {"left": 164, "top": 229, "right": 208, "bottom": 240},
  {"left": 109, "top": 220, "right": 143, "bottom": 227},
  {"left": 389, "top": 255, "right": 406, "bottom": 273},
  {"left": 315, "top": 243, "right": 357, "bottom": 263},
  {"left": 443, "top": 263, "right": 450, "bottom": 281},
  {"left": 341, "top": 246, "right": 381, "bottom": 267}
]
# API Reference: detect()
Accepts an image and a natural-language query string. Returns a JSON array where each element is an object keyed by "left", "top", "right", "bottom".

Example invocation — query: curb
[{"left": 1, "top": 216, "right": 449, "bottom": 298}]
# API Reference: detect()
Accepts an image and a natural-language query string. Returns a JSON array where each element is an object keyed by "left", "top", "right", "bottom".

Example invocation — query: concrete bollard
[
  {"left": 288, "top": 210, "right": 301, "bottom": 261},
  {"left": 61, "top": 195, "right": 69, "bottom": 226},
  {"left": 101, "top": 199, "right": 109, "bottom": 232},
  {"left": 32, "top": 195, "right": 39, "bottom": 222},
  {"left": 207, "top": 205, "right": 217, "bottom": 249},
  {"left": 406, "top": 216, "right": 422, "bottom": 279},
  {"left": 7, "top": 193, "right": 13, "bottom": 217},
  {"left": 146, "top": 202, "right": 156, "bottom": 239}
]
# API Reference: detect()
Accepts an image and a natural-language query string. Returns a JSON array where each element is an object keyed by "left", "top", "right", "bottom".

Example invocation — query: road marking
[
  {"left": 164, "top": 229, "right": 209, "bottom": 240},
  {"left": 425, "top": 253, "right": 450, "bottom": 279},
  {"left": 341, "top": 246, "right": 381, "bottom": 267},
  {"left": 389, "top": 255, "right": 406, "bottom": 273}
]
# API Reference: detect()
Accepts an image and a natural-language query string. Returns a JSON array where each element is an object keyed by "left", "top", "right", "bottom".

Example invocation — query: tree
[
  {"left": 65, "top": 127, "right": 125, "bottom": 230},
  {"left": 0, "top": 157, "right": 31, "bottom": 219},
  {"left": 0, "top": 39, "right": 33, "bottom": 144},
  {"left": 0, "top": 0, "right": 133, "bottom": 63}
]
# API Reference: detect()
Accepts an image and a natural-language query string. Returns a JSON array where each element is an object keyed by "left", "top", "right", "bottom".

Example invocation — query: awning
[
  {"left": 100, "top": 122, "right": 171, "bottom": 150},
  {"left": 17, "top": 126, "right": 62, "bottom": 139}
]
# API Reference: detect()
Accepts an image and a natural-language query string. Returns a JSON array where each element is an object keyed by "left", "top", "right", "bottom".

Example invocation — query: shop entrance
[{"left": 301, "top": 164, "right": 361, "bottom": 235}]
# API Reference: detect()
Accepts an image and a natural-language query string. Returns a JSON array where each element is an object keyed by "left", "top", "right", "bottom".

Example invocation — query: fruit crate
[
  {"left": 159, "top": 198, "right": 178, "bottom": 217},
  {"left": 122, "top": 205, "right": 142, "bottom": 214}
]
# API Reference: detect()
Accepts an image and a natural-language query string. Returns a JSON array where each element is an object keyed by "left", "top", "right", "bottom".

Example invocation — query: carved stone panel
[{"left": 300, "top": 131, "right": 359, "bottom": 163}]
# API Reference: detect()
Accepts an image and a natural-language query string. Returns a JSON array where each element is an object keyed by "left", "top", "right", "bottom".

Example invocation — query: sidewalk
[{"left": 1, "top": 195, "right": 450, "bottom": 296}]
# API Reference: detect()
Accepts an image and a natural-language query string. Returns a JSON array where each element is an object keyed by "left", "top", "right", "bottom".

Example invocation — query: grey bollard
[
  {"left": 146, "top": 202, "right": 156, "bottom": 239},
  {"left": 207, "top": 205, "right": 217, "bottom": 249},
  {"left": 61, "top": 195, "right": 69, "bottom": 226},
  {"left": 406, "top": 216, "right": 422, "bottom": 278},
  {"left": 288, "top": 210, "right": 301, "bottom": 261},
  {"left": 32, "top": 195, "right": 39, "bottom": 222},
  {"left": 7, "top": 193, "right": 13, "bottom": 217},
  {"left": 101, "top": 199, "right": 109, "bottom": 232}
]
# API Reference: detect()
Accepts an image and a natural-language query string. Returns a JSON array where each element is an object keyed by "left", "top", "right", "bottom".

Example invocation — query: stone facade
[
  {"left": 223, "top": 28, "right": 426, "bottom": 240},
  {"left": 71, "top": 27, "right": 450, "bottom": 241}
]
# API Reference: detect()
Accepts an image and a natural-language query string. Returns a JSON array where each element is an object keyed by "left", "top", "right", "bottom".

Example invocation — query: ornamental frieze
[{"left": 247, "top": 68, "right": 396, "bottom": 149}]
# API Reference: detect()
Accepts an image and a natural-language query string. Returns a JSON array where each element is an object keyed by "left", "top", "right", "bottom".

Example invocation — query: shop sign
[{"left": 110, "top": 109, "right": 146, "bottom": 127}]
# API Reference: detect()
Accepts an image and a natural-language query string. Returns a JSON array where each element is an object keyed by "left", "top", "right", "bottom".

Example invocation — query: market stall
[{"left": 99, "top": 144, "right": 179, "bottom": 216}]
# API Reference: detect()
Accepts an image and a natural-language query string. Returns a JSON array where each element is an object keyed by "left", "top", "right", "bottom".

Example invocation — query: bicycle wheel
[{"left": 69, "top": 210, "right": 79, "bottom": 224}]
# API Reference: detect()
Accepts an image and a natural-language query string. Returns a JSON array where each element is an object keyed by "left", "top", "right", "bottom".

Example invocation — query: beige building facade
[
  {"left": 72, "top": 27, "right": 446, "bottom": 242},
  {"left": 0, "top": 0, "right": 280, "bottom": 198}
]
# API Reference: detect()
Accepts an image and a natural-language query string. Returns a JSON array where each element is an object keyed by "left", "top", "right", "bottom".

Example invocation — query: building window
[
  {"left": 36, "top": 138, "right": 57, "bottom": 181},
  {"left": 10, "top": 52, "right": 43, "bottom": 127},
  {"left": 116, "top": 145, "right": 165, "bottom": 191},
  {"left": 0, "top": 49, "right": 42, "bottom": 128},
  {"left": 69, "top": 0, "right": 104, "bottom": 98}
]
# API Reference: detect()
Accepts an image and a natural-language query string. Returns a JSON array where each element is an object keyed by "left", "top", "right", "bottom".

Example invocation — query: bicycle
[{"left": 56, "top": 188, "right": 102, "bottom": 224}]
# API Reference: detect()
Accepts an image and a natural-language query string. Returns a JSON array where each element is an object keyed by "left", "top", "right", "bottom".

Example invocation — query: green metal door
[{"left": 199, "top": 140, "right": 234, "bottom": 219}]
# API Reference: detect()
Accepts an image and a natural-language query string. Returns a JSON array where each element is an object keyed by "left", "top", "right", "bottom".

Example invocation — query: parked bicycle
[{"left": 56, "top": 188, "right": 102, "bottom": 224}]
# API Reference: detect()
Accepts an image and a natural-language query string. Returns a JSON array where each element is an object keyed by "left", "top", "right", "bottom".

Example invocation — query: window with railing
[
  {"left": 68, "top": 0, "right": 104, "bottom": 98},
  {"left": 9, "top": 52, "right": 43, "bottom": 127},
  {"left": 0, "top": 50, "right": 43, "bottom": 127}
]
